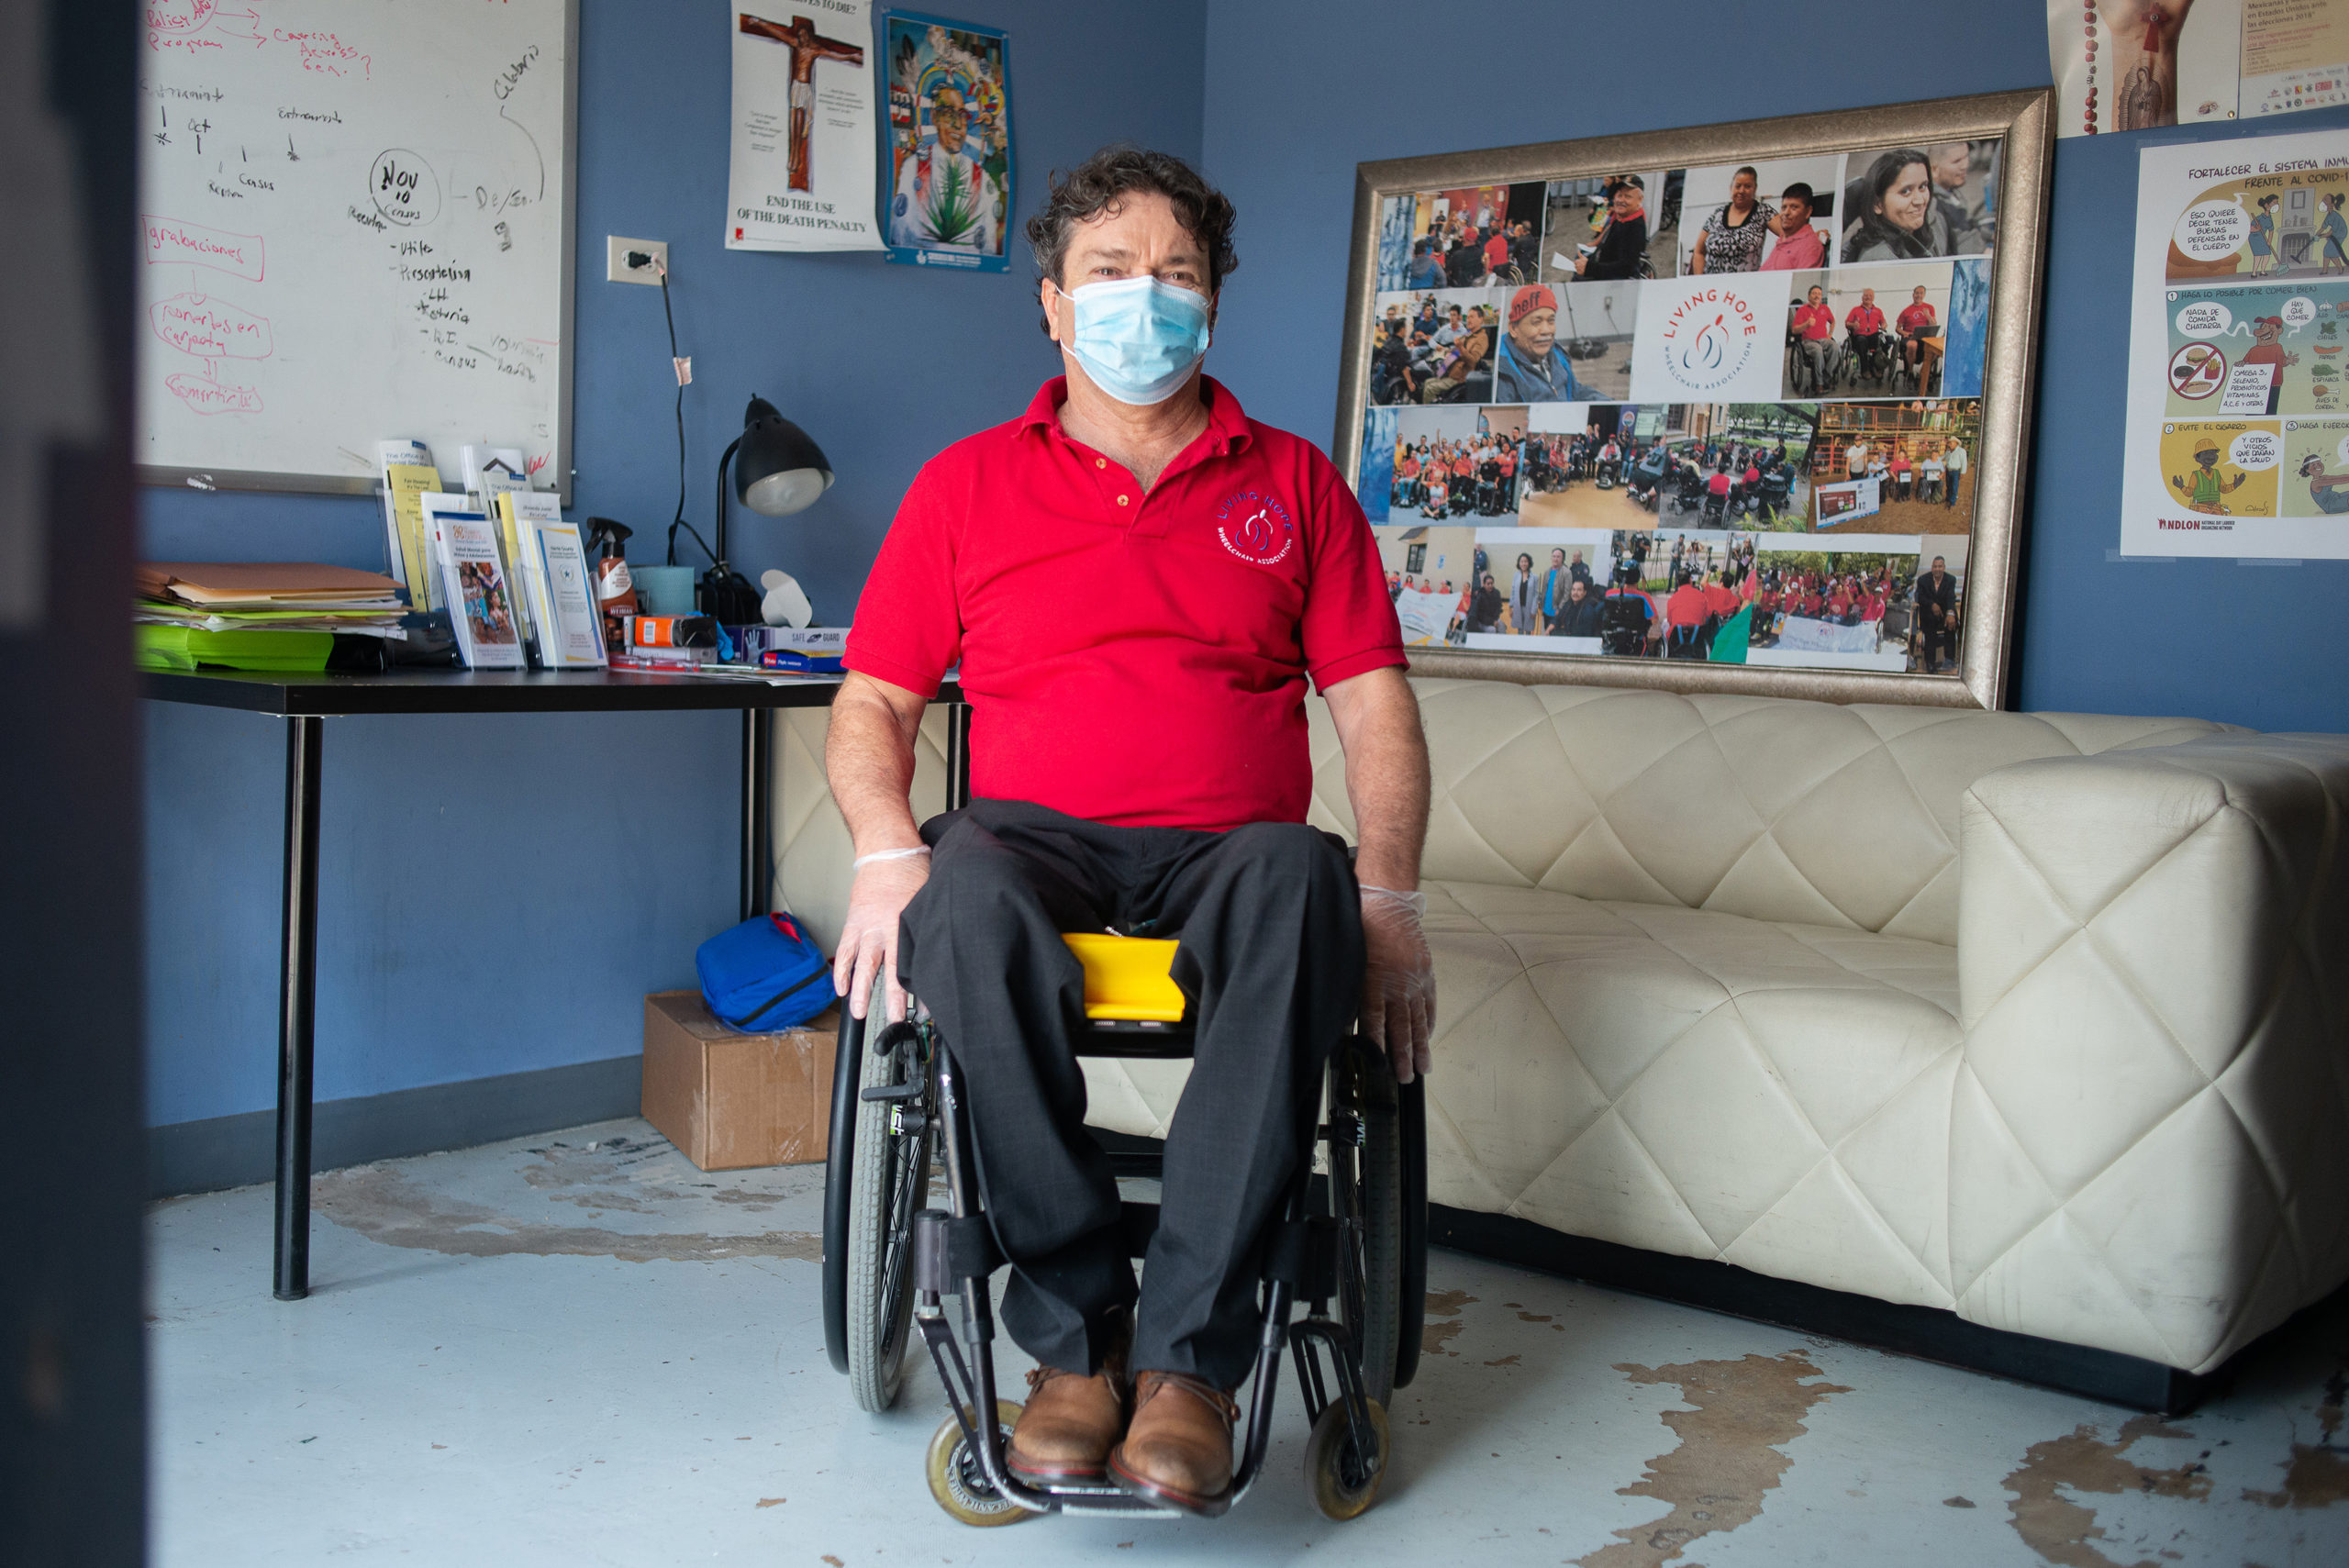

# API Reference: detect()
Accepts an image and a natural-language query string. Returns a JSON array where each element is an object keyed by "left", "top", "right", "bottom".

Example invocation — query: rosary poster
[
  {"left": 2052, "top": 1, "right": 2349, "bottom": 139},
  {"left": 727, "top": 0, "right": 887, "bottom": 252},
  {"left": 2121, "top": 127, "right": 2349, "bottom": 556},
  {"left": 879, "top": 12, "right": 1014, "bottom": 272}
]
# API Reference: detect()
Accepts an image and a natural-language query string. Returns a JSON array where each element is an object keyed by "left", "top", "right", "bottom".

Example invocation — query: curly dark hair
[{"left": 1025, "top": 145, "right": 1238, "bottom": 335}]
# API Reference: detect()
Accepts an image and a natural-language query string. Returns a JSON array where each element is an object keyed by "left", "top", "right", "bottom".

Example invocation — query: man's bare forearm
[
  {"left": 824, "top": 671, "right": 930, "bottom": 854},
  {"left": 1323, "top": 666, "right": 1430, "bottom": 890}
]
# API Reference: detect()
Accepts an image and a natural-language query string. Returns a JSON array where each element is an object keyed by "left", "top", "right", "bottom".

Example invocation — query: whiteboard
[{"left": 135, "top": 0, "right": 577, "bottom": 499}]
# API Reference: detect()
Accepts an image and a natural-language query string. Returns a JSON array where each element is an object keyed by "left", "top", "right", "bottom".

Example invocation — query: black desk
[{"left": 144, "top": 668, "right": 967, "bottom": 1300}]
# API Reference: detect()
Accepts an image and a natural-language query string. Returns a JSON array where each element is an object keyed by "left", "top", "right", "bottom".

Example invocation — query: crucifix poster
[
  {"left": 727, "top": 1, "right": 887, "bottom": 252},
  {"left": 879, "top": 11, "right": 1014, "bottom": 272}
]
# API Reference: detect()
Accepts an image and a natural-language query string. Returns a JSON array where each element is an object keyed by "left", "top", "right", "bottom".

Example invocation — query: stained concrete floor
[{"left": 150, "top": 1118, "right": 2349, "bottom": 1567}]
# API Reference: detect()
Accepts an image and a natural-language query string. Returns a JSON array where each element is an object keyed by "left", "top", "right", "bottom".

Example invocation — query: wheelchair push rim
[{"left": 824, "top": 974, "right": 938, "bottom": 1411}]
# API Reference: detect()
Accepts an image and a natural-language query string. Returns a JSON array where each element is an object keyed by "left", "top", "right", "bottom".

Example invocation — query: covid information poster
[{"left": 2121, "top": 128, "right": 2349, "bottom": 556}]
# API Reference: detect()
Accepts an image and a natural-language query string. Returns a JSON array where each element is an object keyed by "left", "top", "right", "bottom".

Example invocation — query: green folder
[{"left": 136, "top": 625, "right": 334, "bottom": 672}]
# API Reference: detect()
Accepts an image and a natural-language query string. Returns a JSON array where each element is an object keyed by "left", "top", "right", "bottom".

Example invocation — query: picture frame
[
  {"left": 877, "top": 10, "right": 1014, "bottom": 272},
  {"left": 1335, "top": 90, "right": 2053, "bottom": 710}
]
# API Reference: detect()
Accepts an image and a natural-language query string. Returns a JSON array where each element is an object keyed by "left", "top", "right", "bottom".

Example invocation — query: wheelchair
[
  {"left": 1668, "top": 465, "right": 1707, "bottom": 517},
  {"left": 822, "top": 931, "right": 1429, "bottom": 1526},
  {"left": 1786, "top": 333, "right": 1840, "bottom": 398}
]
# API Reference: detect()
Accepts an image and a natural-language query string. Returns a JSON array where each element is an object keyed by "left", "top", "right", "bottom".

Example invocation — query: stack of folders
[{"left": 135, "top": 562, "right": 407, "bottom": 672}]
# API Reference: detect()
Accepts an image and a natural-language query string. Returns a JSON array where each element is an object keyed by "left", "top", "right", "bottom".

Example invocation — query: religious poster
[
  {"left": 2052, "top": 0, "right": 2349, "bottom": 139},
  {"left": 878, "top": 11, "right": 1013, "bottom": 272},
  {"left": 2120, "top": 127, "right": 2349, "bottom": 557},
  {"left": 1342, "top": 99, "right": 2034, "bottom": 699},
  {"left": 727, "top": 1, "right": 887, "bottom": 253}
]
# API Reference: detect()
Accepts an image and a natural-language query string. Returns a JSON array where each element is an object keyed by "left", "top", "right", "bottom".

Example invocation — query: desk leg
[
  {"left": 273, "top": 716, "right": 322, "bottom": 1301},
  {"left": 741, "top": 708, "right": 771, "bottom": 922}
]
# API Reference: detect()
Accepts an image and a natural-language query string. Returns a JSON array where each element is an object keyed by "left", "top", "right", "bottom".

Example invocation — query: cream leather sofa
[{"left": 773, "top": 680, "right": 2349, "bottom": 1393}]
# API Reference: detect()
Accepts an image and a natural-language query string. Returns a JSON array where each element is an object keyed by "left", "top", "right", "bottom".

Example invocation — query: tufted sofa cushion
[{"left": 1345, "top": 682, "right": 2232, "bottom": 945}]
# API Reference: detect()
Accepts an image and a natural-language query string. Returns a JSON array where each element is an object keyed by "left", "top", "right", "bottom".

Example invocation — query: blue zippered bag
[{"left": 696, "top": 910, "right": 837, "bottom": 1032}]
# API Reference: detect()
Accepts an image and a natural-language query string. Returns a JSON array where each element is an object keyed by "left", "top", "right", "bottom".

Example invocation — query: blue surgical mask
[{"left": 1053, "top": 276, "right": 1212, "bottom": 406}]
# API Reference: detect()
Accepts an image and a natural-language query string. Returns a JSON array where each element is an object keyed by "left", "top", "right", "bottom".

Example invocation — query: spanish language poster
[{"left": 2121, "top": 127, "right": 2349, "bottom": 555}]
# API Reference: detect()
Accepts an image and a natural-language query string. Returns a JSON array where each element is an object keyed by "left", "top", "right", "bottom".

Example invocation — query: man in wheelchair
[
  {"left": 824, "top": 146, "right": 1435, "bottom": 1518},
  {"left": 1842, "top": 285, "right": 1889, "bottom": 385}
]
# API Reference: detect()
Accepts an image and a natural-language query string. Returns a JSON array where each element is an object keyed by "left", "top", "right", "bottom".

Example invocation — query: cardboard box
[{"left": 640, "top": 990, "right": 838, "bottom": 1171}]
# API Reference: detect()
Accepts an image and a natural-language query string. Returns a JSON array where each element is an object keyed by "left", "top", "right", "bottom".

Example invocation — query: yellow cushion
[{"left": 1061, "top": 933, "right": 1186, "bottom": 1023}]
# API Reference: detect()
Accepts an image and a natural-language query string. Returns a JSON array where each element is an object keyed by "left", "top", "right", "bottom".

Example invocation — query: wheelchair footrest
[{"left": 912, "top": 1209, "right": 1003, "bottom": 1293}]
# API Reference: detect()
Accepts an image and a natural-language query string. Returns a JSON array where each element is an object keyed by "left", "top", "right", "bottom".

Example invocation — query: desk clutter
[
  {"left": 380, "top": 439, "right": 604, "bottom": 672},
  {"left": 135, "top": 434, "right": 848, "bottom": 678},
  {"left": 136, "top": 562, "right": 406, "bottom": 673}
]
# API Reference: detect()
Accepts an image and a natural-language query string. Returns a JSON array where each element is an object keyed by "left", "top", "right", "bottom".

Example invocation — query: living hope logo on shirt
[{"left": 1215, "top": 487, "right": 1296, "bottom": 567}]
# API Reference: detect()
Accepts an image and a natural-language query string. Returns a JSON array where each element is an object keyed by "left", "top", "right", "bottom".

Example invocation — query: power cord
[{"left": 648, "top": 256, "right": 718, "bottom": 569}]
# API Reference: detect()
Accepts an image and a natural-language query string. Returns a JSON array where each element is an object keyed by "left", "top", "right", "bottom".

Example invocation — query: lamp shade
[{"left": 734, "top": 395, "right": 833, "bottom": 517}]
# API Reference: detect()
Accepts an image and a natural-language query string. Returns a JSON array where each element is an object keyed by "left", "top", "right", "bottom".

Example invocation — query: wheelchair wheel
[
  {"left": 1304, "top": 1396, "right": 1391, "bottom": 1520},
  {"left": 926, "top": 1399, "right": 1038, "bottom": 1528},
  {"left": 1331, "top": 1038, "right": 1404, "bottom": 1410},
  {"left": 844, "top": 996, "right": 935, "bottom": 1412}
]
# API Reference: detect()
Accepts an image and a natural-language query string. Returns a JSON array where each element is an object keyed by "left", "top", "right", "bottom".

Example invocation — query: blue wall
[
  {"left": 150, "top": 0, "right": 2344, "bottom": 1131},
  {"left": 1199, "top": 0, "right": 2342, "bottom": 732},
  {"left": 143, "top": 0, "right": 1207, "bottom": 1128}
]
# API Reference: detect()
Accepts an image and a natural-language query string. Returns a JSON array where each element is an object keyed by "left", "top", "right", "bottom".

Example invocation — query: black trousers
[{"left": 896, "top": 799, "right": 1364, "bottom": 1389}]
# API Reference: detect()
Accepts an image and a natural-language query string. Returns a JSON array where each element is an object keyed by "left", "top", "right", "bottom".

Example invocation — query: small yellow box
[{"left": 1062, "top": 933, "right": 1187, "bottom": 1022}]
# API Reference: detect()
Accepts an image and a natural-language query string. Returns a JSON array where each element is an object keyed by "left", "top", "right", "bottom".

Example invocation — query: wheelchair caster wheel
[
  {"left": 926, "top": 1399, "right": 1038, "bottom": 1528},
  {"left": 1304, "top": 1397, "right": 1391, "bottom": 1520}
]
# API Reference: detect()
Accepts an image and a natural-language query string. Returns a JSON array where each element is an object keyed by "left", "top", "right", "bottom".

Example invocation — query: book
[
  {"left": 426, "top": 502, "right": 527, "bottom": 669},
  {"left": 461, "top": 444, "right": 532, "bottom": 512},
  {"left": 377, "top": 440, "right": 442, "bottom": 608},
  {"left": 490, "top": 493, "right": 540, "bottom": 664},
  {"left": 513, "top": 507, "right": 606, "bottom": 669}
]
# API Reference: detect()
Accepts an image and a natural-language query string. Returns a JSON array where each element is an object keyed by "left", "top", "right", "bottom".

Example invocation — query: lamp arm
[{"left": 712, "top": 434, "right": 744, "bottom": 568}]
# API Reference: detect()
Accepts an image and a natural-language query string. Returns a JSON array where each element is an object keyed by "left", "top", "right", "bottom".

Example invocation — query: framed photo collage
[{"left": 1337, "top": 91, "right": 2054, "bottom": 709}]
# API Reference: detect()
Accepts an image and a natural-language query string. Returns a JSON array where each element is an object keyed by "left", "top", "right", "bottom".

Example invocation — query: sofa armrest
[{"left": 1950, "top": 734, "right": 2349, "bottom": 1371}]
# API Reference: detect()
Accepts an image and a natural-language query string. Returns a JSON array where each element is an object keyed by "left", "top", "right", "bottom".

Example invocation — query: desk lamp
[{"left": 704, "top": 394, "right": 833, "bottom": 624}]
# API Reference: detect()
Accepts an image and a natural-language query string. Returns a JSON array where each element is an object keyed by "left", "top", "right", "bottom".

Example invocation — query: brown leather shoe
[
  {"left": 1108, "top": 1371, "right": 1240, "bottom": 1515},
  {"left": 1007, "top": 1323, "right": 1129, "bottom": 1484}
]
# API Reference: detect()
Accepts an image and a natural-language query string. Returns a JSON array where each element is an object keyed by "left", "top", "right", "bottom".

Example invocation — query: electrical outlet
[{"left": 607, "top": 236, "right": 667, "bottom": 284}]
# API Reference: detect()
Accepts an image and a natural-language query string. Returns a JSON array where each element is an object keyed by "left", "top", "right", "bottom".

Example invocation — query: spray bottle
[{"left": 584, "top": 517, "right": 640, "bottom": 657}]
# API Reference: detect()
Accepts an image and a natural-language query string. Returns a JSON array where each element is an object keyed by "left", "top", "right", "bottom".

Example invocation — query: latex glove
[
  {"left": 1359, "top": 885, "right": 1435, "bottom": 1085},
  {"left": 832, "top": 848, "right": 930, "bottom": 1022}
]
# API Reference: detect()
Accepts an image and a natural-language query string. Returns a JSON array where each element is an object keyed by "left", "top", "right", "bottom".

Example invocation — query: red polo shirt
[{"left": 845, "top": 377, "right": 1405, "bottom": 833}]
